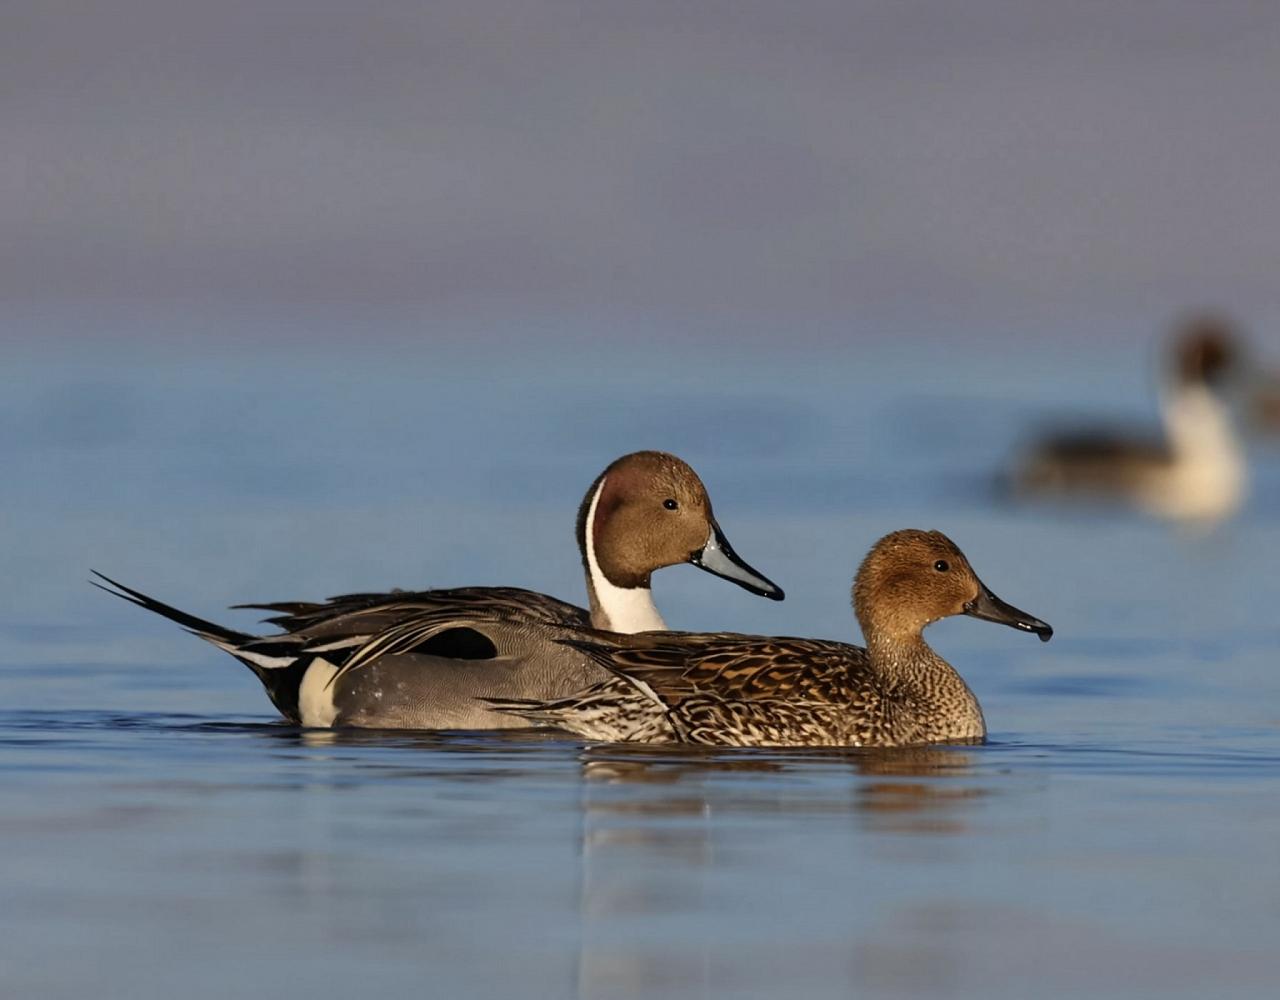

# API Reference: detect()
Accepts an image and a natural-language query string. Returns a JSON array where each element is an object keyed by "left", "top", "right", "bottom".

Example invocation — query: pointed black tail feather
[
  {"left": 90, "top": 570, "right": 251, "bottom": 645},
  {"left": 92, "top": 570, "right": 307, "bottom": 723}
]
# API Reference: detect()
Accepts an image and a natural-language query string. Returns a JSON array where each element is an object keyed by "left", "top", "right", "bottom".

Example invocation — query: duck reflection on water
[
  {"left": 575, "top": 742, "right": 985, "bottom": 834},
  {"left": 571, "top": 743, "right": 989, "bottom": 999}
]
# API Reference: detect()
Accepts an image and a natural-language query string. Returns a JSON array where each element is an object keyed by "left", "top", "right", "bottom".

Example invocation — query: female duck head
[{"left": 853, "top": 529, "right": 1052, "bottom": 644}]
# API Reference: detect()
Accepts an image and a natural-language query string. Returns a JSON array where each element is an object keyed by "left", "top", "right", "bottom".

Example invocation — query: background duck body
[{"left": 1014, "top": 316, "right": 1247, "bottom": 524}]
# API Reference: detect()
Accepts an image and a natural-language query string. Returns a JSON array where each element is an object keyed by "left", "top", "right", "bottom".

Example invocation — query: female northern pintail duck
[
  {"left": 1014, "top": 315, "right": 1246, "bottom": 523},
  {"left": 94, "top": 451, "right": 783, "bottom": 729},
  {"left": 493, "top": 529, "right": 1051, "bottom": 748}
]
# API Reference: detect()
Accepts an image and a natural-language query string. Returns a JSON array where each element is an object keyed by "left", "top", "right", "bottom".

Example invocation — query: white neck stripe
[{"left": 584, "top": 476, "right": 667, "bottom": 633}]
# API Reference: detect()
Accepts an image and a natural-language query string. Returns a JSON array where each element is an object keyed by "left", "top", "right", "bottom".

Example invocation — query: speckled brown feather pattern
[
  {"left": 493, "top": 529, "right": 1051, "bottom": 748},
  {"left": 529, "top": 631, "right": 983, "bottom": 748}
]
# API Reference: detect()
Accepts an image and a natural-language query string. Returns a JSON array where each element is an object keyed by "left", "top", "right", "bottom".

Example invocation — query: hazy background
[
  {"left": 5, "top": 0, "right": 1280, "bottom": 707},
  {"left": 5, "top": 0, "right": 1280, "bottom": 341}
]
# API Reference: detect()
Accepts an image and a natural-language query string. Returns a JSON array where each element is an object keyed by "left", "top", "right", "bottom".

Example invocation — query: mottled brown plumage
[{"left": 494, "top": 530, "right": 1052, "bottom": 748}]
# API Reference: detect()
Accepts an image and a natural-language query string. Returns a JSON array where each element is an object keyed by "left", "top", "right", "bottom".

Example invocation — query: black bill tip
[{"left": 963, "top": 583, "right": 1053, "bottom": 642}]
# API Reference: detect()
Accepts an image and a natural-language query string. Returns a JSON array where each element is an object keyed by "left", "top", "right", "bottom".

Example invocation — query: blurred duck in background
[
  {"left": 1249, "top": 367, "right": 1280, "bottom": 434},
  {"left": 1013, "top": 314, "right": 1247, "bottom": 524}
]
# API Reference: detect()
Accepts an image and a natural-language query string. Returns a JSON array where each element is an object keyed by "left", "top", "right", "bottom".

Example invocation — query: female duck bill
[
  {"left": 963, "top": 580, "right": 1053, "bottom": 641},
  {"left": 690, "top": 521, "right": 785, "bottom": 600}
]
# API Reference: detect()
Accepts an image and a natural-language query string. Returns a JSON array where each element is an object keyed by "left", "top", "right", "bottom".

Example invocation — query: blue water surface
[{"left": 3, "top": 323, "right": 1279, "bottom": 998}]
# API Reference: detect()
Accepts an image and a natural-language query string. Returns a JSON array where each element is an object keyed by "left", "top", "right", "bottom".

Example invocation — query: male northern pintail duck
[
  {"left": 1013, "top": 315, "right": 1247, "bottom": 523},
  {"left": 94, "top": 451, "right": 783, "bottom": 729},
  {"left": 492, "top": 529, "right": 1051, "bottom": 748}
]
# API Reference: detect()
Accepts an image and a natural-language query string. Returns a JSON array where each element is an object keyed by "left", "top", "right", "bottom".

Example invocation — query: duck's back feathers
[
  {"left": 95, "top": 575, "right": 596, "bottom": 726},
  {"left": 1031, "top": 429, "right": 1170, "bottom": 466},
  {"left": 238, "top": 587, "right": 588, "bottom": 636},
  {"left": 492, "top": 631, "right": 879, "bottom": 746},
  {"left": 1016, "top": 428, "right": 1171, "bottom": 496},
  {"left": 565, "top": 631, "right": 862, "bottom": 704}
]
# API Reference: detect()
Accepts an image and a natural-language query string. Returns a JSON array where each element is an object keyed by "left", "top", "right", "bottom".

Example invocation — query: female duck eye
[
  {"left": 933, "top": 560, "right": 950, "bottom": 573},
  {"left": 663, "top": 498, "right": 679, "bottom": 511}
]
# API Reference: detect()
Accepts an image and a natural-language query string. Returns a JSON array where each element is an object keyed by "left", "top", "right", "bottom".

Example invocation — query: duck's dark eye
[
  {"left": 933, "top": 560, "right": 950, "bottom": 572},
  {"left": 663, "top": 498, "right": 679, "bottom": 511}
]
